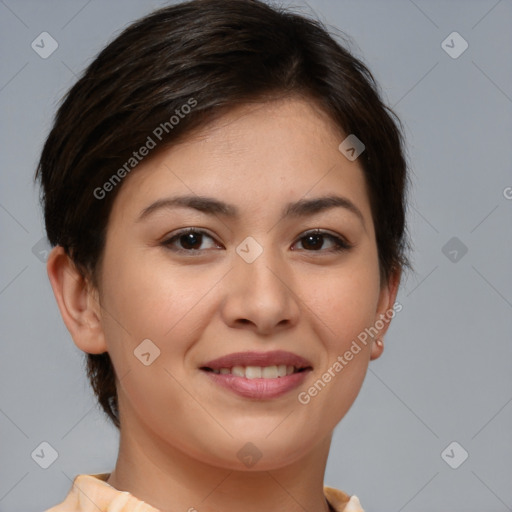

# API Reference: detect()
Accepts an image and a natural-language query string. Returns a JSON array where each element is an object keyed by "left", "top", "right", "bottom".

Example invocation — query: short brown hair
[{"left": 34, "top": 0, "right": 412, "bottom": 429}]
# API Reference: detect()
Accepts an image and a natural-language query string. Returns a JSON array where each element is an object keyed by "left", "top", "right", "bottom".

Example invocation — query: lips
[
  {"left": 200, "top": 350, "right": 312, "bottom": 371},
  {"left": 199, "top": 350, "right": 313, "bottom": 399}
]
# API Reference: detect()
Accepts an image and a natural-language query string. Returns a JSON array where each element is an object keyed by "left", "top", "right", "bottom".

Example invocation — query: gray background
[{"left": 1, "top": 0, "right": 511, "bottom": 511}]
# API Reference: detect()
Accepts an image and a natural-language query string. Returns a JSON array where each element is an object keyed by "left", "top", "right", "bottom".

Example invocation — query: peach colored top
[{"left": 45, "top": 473, "right": 364, "bottom": 512}]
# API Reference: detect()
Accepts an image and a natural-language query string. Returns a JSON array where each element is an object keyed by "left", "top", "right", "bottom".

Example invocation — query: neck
[{"left": 106, "top": 415, "right": 333, "bottom": 512}]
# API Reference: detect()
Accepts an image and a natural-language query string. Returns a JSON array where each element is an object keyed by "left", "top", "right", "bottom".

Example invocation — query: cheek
[
  {"left": 306, "top": 256, "right": 381, "bottom": 344},
  {"left": 103, "top": 250, "right": 198, "bottom": 331},
  {"left": 294, "top": 271, "right": 379, "bottom": 429},
  {"left": 99, "top": 252, "right": 225, "bottom": 374},
  {"left": 294, "top": 253, "right": 380, "bottom": 411},
  {"left": 99, "top": 257, "right": 225, "bottom": 449}
]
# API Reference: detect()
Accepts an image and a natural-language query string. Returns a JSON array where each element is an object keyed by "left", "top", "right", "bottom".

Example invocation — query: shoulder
[
  {"left": 324, "top": 485, "right": 365, "bottom": 512},
  {"left": 44, "top": 473, "right": 157, "bottom": 512},
  {"left": 44, "top": 473, "right": 110, "bottom": 511},
  {"left": 45, "top": 474, "right": 363, "bottom": 512}
]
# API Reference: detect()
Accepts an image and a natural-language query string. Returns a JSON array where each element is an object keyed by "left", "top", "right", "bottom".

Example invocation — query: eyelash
[{"left": 161, "top": 227, "right": 352, "bottom": 255}]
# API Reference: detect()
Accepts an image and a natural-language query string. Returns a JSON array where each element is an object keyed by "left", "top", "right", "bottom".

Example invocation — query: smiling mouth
[
  {"left": 200, "top": 365, "right": 311, "bottom": 379},
  {"left": 200, "top": 351, "right": 313, "bottom": 399}
]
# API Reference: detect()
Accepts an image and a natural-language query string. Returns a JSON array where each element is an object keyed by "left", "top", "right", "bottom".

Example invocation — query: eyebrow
[{"left": 136, "top": 194, "right": 365, "bottom": 228}]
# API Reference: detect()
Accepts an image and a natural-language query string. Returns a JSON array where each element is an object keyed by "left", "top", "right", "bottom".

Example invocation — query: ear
[
  {"left": 369, "top": 267, "right": 401, "bottom": 361},
  {"left": 46, "top": 246, "right": 108, "bottom": 354}
]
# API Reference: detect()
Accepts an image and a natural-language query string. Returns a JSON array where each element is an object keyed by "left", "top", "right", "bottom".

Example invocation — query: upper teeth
[{"left": 210, "top": 365, "right": 298, "bottom": 379}]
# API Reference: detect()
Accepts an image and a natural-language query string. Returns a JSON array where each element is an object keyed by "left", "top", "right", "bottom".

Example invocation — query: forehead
[{"left": 109, "top": 97, "right": 372, "bottom": 227}]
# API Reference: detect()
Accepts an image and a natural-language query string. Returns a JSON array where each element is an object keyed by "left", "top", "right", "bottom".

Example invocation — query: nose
[{"left": 219, "top": 241, "right": 301, "bottom": 336}]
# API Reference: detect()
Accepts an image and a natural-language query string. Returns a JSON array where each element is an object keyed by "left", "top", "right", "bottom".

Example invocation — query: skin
[{"left": 47, "top": 96, "right": 400, "bottom": 512}]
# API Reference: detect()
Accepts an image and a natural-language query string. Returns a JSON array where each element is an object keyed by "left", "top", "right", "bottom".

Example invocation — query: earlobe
[
  {"left": 46, "top": 246, "right": 108, "bottom": 354},
  {"left": 370, "top": 267, "right": 402, "bottom": 361},
  {"left": 370, "top": 338, "right": 384, "bottom": 361}
]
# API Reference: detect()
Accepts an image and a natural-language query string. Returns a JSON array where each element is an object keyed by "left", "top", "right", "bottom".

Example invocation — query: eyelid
[
  {"left": 160, "top": 227, "right": 353, "bottom": 253},
  {"left": 161, "top": 227, "right": 221, "bottom": 253},
  {"left": 298, "top": 228, "right": 353, "bottom": 251}
]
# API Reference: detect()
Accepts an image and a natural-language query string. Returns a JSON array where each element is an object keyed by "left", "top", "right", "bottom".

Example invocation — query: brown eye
[
  {"left": 162, "top": 228, "right": 220, "bottom": 253},
  {"left": 293, "top": 230, "right": 352, "bottom": 253}
]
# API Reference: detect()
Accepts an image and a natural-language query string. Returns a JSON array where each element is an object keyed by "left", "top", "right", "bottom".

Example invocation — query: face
[{"left": 71, "top": 97, "right": 398, "bottom": 470}]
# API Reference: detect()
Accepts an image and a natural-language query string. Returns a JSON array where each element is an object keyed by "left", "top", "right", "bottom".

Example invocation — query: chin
[{"left": 208, "top": 431, "right": 317, "bottom": 472}]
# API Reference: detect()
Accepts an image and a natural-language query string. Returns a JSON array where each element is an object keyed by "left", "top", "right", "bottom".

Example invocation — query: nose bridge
[
  {"left": 223, "top": 234, "right": 300, "bottom": 332},
  {"left": 234, "top": 234, "right": 288, "bottom": 296}
]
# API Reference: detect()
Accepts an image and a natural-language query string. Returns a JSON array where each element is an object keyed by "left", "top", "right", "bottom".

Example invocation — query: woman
[{"left": 36, "top": 0, "right": 411, "bottom": 510}]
